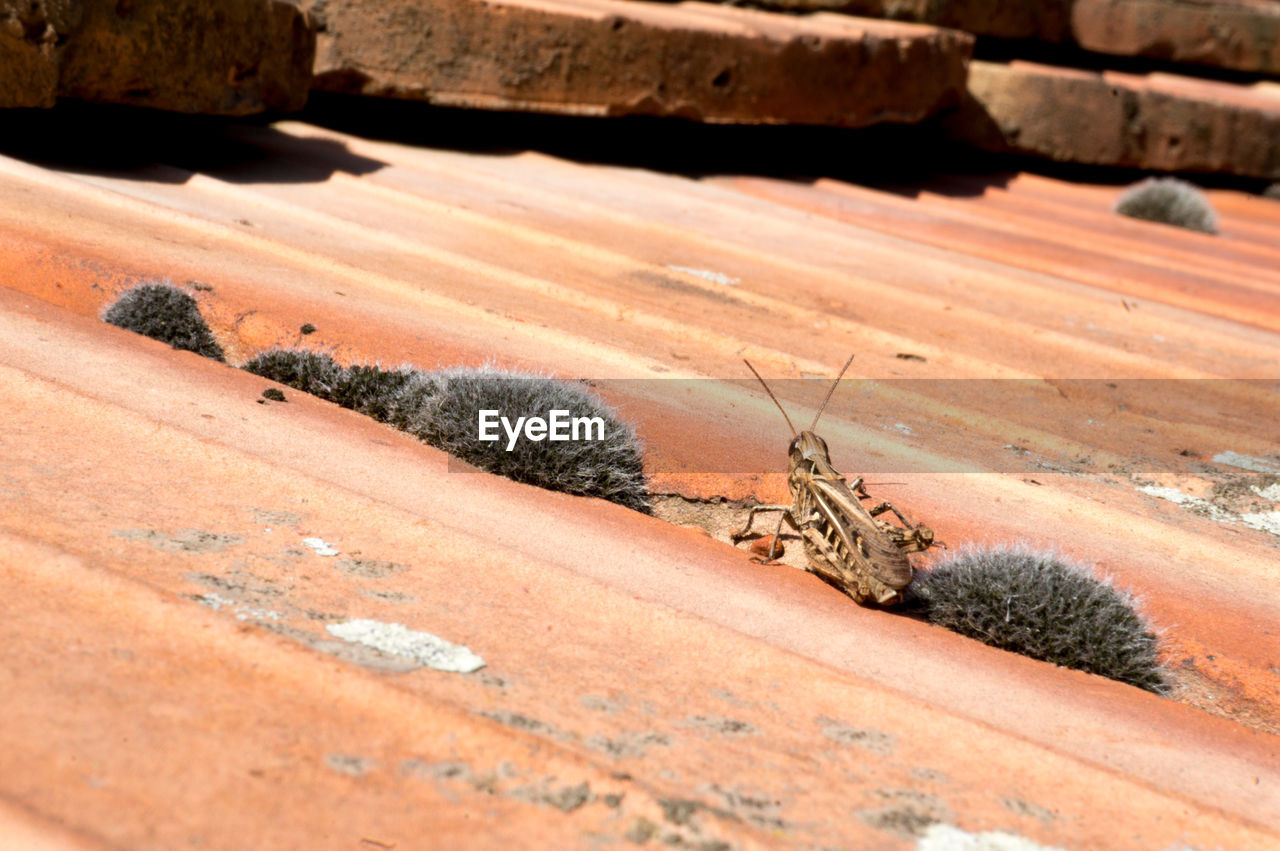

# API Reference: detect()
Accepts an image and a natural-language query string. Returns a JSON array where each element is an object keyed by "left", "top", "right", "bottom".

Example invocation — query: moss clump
[
  {"left": 102, "top": 283, "right": 225, "bottom": 361},
  {"left": 243, "top": 351, "right": 409, "bottom": 421},
  {"left": 389, "top": 367, "right": 649, "bottom": 513},
  {"left": 242, "top": 349, "right": 344, "bottom": 398},
  {"left": 239, "top": 351, "right": 649, "bottom": 512},
  {"left": 910, "top": 544, "right": 1167, "bottom": 694},
  {"left": 330, "top": 364, "right": 412, "bottom": 421},
  {"left": 1113, "top": 177, "right": 1218, "bottom": 234}
]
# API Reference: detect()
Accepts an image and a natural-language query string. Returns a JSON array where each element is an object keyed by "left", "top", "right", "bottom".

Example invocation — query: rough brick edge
[
  {"left": 944, "top": 59, "right": 1280, "bottom": 179},
  {"left": 306, "top": 0, "right": 973, "bottom": 128}
]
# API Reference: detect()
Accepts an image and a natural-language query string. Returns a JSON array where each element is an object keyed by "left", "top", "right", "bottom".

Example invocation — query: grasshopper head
[
  {"left": 789, "top": 431, "right": 845, "bottom": 486},
  {"left": 789, "top": 431, "right": 832, "bottom": 465}
]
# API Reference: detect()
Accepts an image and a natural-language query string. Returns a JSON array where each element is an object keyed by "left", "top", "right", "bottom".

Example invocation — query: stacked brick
[
  {"left": 2, "top": 0, "right": 1276, "bottom": 177},
  {"left": 740, "top": 0, "right": 1280, "bottom": 178}
]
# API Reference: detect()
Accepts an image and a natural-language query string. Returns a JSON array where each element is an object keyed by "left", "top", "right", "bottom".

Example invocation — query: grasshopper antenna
[
  {"left": 810, "top": 354, "right": 854, "bottom": 431},
  {"left": 743, "top": 359, "right": 798, "bottom": 437}
]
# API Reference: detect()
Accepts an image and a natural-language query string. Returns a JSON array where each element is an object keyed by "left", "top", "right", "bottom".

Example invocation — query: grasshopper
[{"left": 731, "top": 356, "right": 935, "bottom": 606}]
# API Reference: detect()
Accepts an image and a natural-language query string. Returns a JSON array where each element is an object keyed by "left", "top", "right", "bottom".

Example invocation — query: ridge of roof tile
[{"left": 1, "top": 118, "right": 1277, "bottom": 848}]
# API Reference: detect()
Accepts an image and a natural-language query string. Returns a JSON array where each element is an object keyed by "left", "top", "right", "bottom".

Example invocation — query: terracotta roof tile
[{"left": 1, "top": 116, "right": 1277, "bottom": 848}]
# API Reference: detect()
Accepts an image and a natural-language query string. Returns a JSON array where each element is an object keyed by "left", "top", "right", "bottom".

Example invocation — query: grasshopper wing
[{"left": 809, "top": 477, "right": 914, "bottom": 591}]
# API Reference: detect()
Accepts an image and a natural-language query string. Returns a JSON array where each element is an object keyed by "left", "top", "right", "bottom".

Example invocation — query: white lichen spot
[
  {"left": 236, "top": 605, "right": 281, "bottom": 621},
  {"left": 1141, "top": 483, "right": 1218, "bottom": 511},
  {"left": 665, "top": 265, "right": 739, "bottom": 286},
  {"left": 894, "top": 423, "right": 913, "bottom": 435},
  {"left": 1213, "top": 451, "right": 1280, "bottom": 474},
  {"left": 197, "top": 593, "right": 280, "bottom": 621},
  {"left": 1136, "top": 485, "right": 1231, "bottom": 520},
  {"left": 1240, "top": 512, "right": 1280, "bottom": 536},
  {"left": 1137, "top": 484, "right": 1280, "bottom": 540},
  {"left": 198, "top": 592, "right": 236, "bottom": 611},
  {"left": 302, "top": 537, "right": 340, "bottom": 556},
  {"left": 917, "top": 823, "right": 1063, "bottom": 851},
  {"left": 326, "top": 619, "right": 485, "bottom": 673},
  {"left": 1253, "top": 482, "right": 1280, "bottom": 502}
]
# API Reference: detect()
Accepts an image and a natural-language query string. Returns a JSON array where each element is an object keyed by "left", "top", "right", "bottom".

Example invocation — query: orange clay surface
[{"left": 0, "top": 117, "right": 1277, "bottom": 849}]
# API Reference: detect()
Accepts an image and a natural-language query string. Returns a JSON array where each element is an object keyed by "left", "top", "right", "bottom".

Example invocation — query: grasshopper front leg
[{"left": 731, "top": 504, "right": 799, "bottom": 561}]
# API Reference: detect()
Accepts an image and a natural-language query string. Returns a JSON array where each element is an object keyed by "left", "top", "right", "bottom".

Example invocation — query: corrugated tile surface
[{"left": 1, "top": 114, "right": 1277, "bottom": 849}]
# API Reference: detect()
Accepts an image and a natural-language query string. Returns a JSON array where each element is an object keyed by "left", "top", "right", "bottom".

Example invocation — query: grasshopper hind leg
[
  {"left": 865, "top": 500, "right": 936, "bottom": 554},
  {"left": 865, "top": 500, "right": 909, "bottom": 525}
]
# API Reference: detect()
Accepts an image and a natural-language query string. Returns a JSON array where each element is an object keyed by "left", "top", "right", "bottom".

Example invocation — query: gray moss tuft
[
  {"left": 331, "top": 364, "right": 413, "bottom": 421},
  {"left": 242, "top": 351, "right": 409, "bottom": 420},
  {"left": 389, "top": 367, "right": 649, "bottom": 513},
  {"left": 909, "top": 544, "right": 1167, "bottom": 694},
  {"left": 102, "top": 283, "right": 225, "bottom": 361},
  {"left": 242, "top": 349, "right": 344, "bottom": 398},
  {"left": 239, "top": 352, "right": 649, "bottom": 512},
  {"left": 1113, "top": 177, "right": 1218, "bottom": 234}
]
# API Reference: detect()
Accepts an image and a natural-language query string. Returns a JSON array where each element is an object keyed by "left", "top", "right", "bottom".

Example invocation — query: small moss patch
[
  {"left": 331, "top": 364, "right": 412, "bottom": 421},
  {"left": 1114, "top": 177, "right": 1218, "bottom": 234},
  {"left": 103, "top": 283, "right": 225, "bottom": 361},
  {"left": 909, "top": 544, "right": 1167, "bottom": 693},
  {"left": 243, "top": 349, "right": 344, "bottom": 397},
  {"left": 389, "top": 366, "right": 649, "bottom": 512},
  {"left": 243, "top": 348, "right": 649, "bottom": 511}
]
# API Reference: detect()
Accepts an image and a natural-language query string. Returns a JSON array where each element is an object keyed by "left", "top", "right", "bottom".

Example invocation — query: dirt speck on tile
[
  {"left": 334, "top": 557, "right": 410, "bottom": 578},
  {"left": 682, "top": 716, "right": 758, "bottom": 736},
  {"left": 818, "top": 716, "right": 897, "bottom": 755},
  {"left": 586, "top": 731, "right": 671, "bottom": 759},
  {"left": 325, "top": 754, "right": 373, "bottom": 777},
  {"left": 115, "top": 528, "right": 245, "bottom": 553}
]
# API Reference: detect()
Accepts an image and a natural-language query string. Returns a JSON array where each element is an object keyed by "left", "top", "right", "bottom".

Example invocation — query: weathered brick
[
  {"left": 740, "top": 0, "right": 1070, "bottom": 41},
  {"left": 946, "top": 59, "right": 1280, "bottom": 179},
  {"left": 0, "top": 0, "right": 314, "bottom": 114},
  {"left": 740, "top": 0, "right": 1280, "bottom": 75},
  {"left": 1069, "top": 0, "right": 1280, "bottom": 76},
  {"left": 305, "top": 0, "right": 973, "bottom": 127}
]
